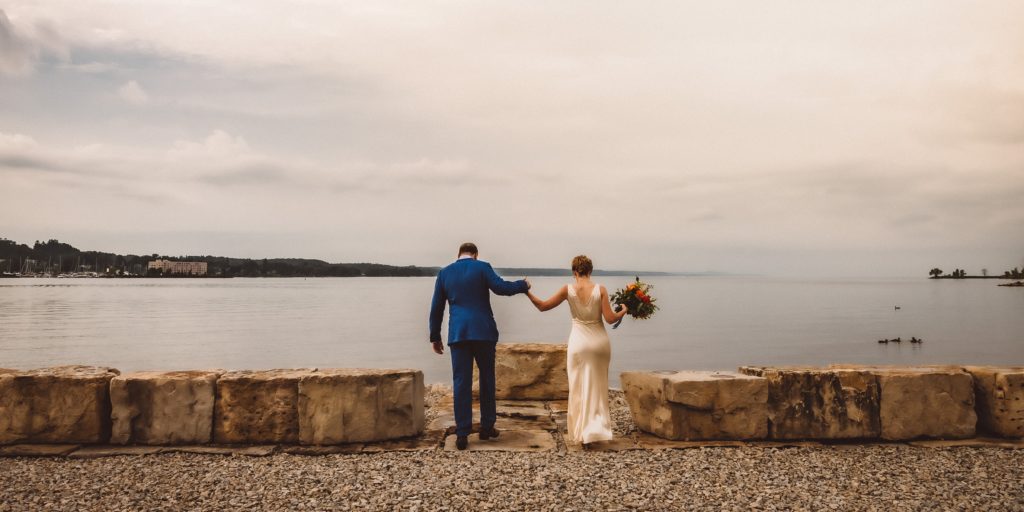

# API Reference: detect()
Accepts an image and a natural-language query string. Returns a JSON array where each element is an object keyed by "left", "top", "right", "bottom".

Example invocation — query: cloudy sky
[{"left": 1, "top": 1, "right": 1022, "bottom": 276}]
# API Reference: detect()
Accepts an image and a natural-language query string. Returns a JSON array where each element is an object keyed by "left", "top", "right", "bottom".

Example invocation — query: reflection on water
[{"left": 1, "top": 276, "right": 1022, "bottom": 385}]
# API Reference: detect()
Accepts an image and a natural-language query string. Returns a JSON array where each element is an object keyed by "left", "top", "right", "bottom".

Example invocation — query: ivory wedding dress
[{"left": 565, "top": 283, "right": 613, "bottom": 444}]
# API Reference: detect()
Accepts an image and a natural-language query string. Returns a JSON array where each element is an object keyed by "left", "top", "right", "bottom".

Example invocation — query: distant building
[{"left": 147, "top": 259, "right": 208, "bottom": 276}]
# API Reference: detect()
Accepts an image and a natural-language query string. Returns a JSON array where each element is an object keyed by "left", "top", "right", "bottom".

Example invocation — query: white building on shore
[{"left": 147, "top": 259, "right": 208, "bottom": 276}]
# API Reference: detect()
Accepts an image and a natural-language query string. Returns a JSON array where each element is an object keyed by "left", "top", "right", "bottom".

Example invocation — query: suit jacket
[{"left": 429, "top": 258, "right": 528, "bottom": 344}]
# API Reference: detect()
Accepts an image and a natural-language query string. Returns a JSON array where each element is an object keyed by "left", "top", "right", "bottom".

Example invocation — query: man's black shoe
[
  {"left": 479, "top": 427, "right": 500, "bottom": 440},
  {"left": 455, "top": 435, "right": 468, "bottom": 450}
]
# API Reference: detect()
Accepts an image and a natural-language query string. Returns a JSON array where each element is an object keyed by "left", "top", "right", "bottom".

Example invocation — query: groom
[{"left": 429, "top": 242, "right": 530, "bottom": 450}]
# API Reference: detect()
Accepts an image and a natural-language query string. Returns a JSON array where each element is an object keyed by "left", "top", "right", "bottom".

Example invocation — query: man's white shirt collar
[{"left": 458, "top": 255, "right": 474, "bottom": 260}]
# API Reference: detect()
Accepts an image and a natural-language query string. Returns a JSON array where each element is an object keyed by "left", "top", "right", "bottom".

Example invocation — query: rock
[
  {"left": 68, "top": 446, "right": 163, "bottom": 459},
  {"left": 158, "top": 445, "right": 279, "bottom": 456},
  {"left": 442, "top": 429, "right": 556, "bottom": 452},
  {"left": 280, "top": 444, "right": 364, "bottom": 455},
  {"left": 428, "top": 412, "right": 555, "bottom": 432},
  {"left": 495, "top": 400, "right": 549, "bottom": 418},
  {"left": 474, "top": 343, "right": 568, "bottom": 400},
  {"left": 214, "top": 369, "right": 311, "bottom": 444},
  {"left": 965, "top": 366, "right": 1024, "bottom": 438},
  {"left": 739, "top": 366, "right": 880, "bottom": 440},
  {"left": 566, "top": 436, "right": 641, "bottom": 452},
  {"left": 634, "top": 432, "right": 751, "bottom": 450},
  {"left": 0, "top": 444, "right": 80, "bottom": 457},
  {"left": 907, "top": 438, "right": 1024, "bottom": 449},
  {"left": 361, "top": 429, "right": 444, "bottom": 452},
  {"left": 621, "top": 371, "right": 768, "bottom": 440},
  {"left": 874, "top": 367, "right": 975, "bottom": 440},
  {"left": 0, "top": 366, "right": 120, "bottom": 444},
  {"left": 110, "top": 371, "right": 221, "bottom": 445},
  {"left": 297, "top": 369, "right": 425, "bottom": 444}
]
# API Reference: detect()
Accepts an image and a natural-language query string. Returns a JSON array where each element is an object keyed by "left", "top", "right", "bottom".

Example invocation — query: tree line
[
  {"left": 929, "top": 267, "right": 1023, "bottom": 279},
  {"left": 0, "top": 238, "right": 438, "bottom": 277}
]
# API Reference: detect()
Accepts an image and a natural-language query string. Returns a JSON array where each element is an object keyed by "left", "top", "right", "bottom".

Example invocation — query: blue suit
[{"left": 429, "top": 258, "right": 529, "bottom": 437}]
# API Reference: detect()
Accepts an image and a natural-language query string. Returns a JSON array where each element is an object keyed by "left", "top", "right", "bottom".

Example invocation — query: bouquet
[{"left": 610, "top": 277, "right": 658, "bottom": 328}]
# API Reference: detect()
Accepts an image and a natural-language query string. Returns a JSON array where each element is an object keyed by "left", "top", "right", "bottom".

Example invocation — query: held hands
[
  {"left": 432, "top": 341, "right": 444, "bottom": 355},
  {"left": 523, "top": 277, "right": 531, "bottom": 290}
]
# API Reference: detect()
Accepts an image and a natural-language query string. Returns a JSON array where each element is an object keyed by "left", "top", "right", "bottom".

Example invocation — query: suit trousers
[{"left": 449, "top": 340, "right": 497, "bottom": 437}]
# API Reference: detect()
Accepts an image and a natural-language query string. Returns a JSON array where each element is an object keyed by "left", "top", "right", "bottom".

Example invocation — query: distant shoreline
[{"left": 928, "top": 276, "right": 1016, "bottom": 280}]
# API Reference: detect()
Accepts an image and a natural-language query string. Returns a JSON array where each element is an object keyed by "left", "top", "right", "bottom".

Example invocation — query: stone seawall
[
  {"left": 2, "top": 367, "right": 424, "bottom": 446},
  {"left": 2, "top": 345, "right": 1021, "bottom": 447},
  {"left": 622, "top": 365, "right": 1022, "bottom": 442}
]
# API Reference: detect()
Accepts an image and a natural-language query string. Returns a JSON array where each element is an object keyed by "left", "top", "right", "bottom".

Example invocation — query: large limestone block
[
  {"left": 110, "top": 371, "right": 220, "bottom": 445},
  {"left": 0, "top": 366, "right": 120, "bottom": 444},
  {"left": 739, "top": 366, "right": 880, "bottom": 440},
  {"left": 622, "top": 370, "right": 768, "bottom": 440},
  {"left": 876, "top": 368, "right": 975, "bottom": 440},
  {"left": 214, "top": 369, "right": 311, "bottom": 444},
  {"left": 827, "top": 365, "right": 976, "bottom": 440},
  {"left": 474, "top": 343, "right": 568, "bottom": 400},
  {"left": 298, "top": 369, "right": 424, "bottom": 444},
  {"left": 966, "top": 366, "right": 1024, "bottom": 438}
]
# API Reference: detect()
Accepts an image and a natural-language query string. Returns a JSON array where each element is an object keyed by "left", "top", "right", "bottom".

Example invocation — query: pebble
[{"left": 1, "top": 445, "right": 1022, "bottom": 510}]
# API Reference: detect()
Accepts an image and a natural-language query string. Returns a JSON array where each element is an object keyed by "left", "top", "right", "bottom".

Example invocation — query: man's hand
[
  {"left": 432, "top": 341, "right": 444, "bottom": 355},
  {"left": 523, "top": 277, "right": 531, "bottom": 290}
]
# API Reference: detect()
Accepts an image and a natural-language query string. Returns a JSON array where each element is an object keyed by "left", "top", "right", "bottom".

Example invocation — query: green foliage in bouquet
[{"left": 610, "top": 276, "right": 658, "bottom": 322}]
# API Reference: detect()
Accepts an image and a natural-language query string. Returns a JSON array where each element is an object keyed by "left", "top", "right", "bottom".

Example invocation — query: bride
[{"left": 526, "top": 255, "right": 628, "bottom": 446}]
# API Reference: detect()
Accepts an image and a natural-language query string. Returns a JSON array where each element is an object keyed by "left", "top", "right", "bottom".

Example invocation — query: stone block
[
  {"left": 214, "top": 369, "right": 310, "bottom": 444},
  {"left": 965, "top": 366, "right": 1024, "bottom": 438},
  {"left": 297, "top": 369, "right": 424, "bottom": 444},
  {"left": 877, "top": 368, "right": 975, "bottom": 440},
  {"left": 0, "top": 366, "right": 119, "bottom": 444},
  {"left": 739, "top": 366, "right": 880, "bottom": 440},
  {"left": 826, "top": 365, "right": 976, "bottom": 440},
  {"left": 474, "top": 343, "right": 568, "bottom": 400},
  {"left": 621, "top": 371, "right": 768, "bottom": 440},
  {"left": 110, "top": 371, "right": 221, "bottom": 445}
]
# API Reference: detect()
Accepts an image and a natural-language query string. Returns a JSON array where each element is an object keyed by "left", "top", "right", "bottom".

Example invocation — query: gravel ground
[{"left": 2, "top": 446, "right": 1023, "bottom": 511}]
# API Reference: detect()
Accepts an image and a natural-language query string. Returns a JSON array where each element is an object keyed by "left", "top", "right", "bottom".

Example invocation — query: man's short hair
[{"left": 458, "top": 242, "right": 478, "bottom": 255}]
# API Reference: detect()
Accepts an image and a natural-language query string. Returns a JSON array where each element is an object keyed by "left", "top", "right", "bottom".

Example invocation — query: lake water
[{"left": 1, "top": 276, "right": 1021, "bottom": 386}]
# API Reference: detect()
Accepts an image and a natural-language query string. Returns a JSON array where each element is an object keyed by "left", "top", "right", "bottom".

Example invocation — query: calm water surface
[{"left": 1, "top": 276, "right": 1021, "bottom": 386}]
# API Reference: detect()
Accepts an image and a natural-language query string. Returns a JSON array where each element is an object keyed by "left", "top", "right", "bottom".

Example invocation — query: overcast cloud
[{"left": 1, "top": 1, "right": 1022, "bottom": 276}]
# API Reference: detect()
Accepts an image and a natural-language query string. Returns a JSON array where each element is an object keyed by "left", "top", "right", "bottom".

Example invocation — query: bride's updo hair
[{"left": 571, "top": 255, "right": 593, "bottom": 277}]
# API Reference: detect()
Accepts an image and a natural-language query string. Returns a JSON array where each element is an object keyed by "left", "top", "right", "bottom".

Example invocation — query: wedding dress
[{"left": 565, "top": 283, "right": 613, "bottom": 444}]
